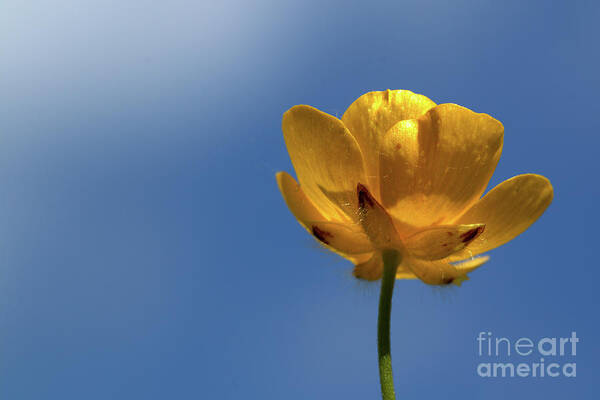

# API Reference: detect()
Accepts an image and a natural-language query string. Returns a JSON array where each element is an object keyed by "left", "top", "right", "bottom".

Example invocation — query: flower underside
[{"left": 277, "top": 90, "right": 553, "bottom": 285}]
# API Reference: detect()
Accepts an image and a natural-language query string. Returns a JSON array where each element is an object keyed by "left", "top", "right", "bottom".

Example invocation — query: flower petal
[
  {"left": 277, "top": 172, "right": 374, "bottom": 256},
  {"left": 404, "top": 256, "right": 483, "bottom": 286},
  {"left": 346, "top": 253, "right": 374, "bottom": 265},
  {"left": 447, "top": 174, "right": 553, "bottom": 260},
  {"left": 283, "top": 105, "right": 367, "bottom": 222},
  {"left": 308, "top": 221, "right": 373, "bottom": 254},
  {"left": 353, "top": 252, "right": 415, "bottom": 281},
  {"left": 353, "top": 253, "right": 382, "bottom": 281},
  {"left": 378, "top": 104, "right": 504, "bottom": 232},
  {"left": 276, "top": 171, "right": 325, "bottom": 225},
  {"left": 357, "top": 183, "right": 404, "bottom": 250},
  {"left": 453, "top": 256, "right": 490, "bottom": 273},
  {"left": 405, "top": 224, "right": 485, "bottom": 260},
  {"left": 342, "top": 90, "right": 436, "bottom": 198},
  {"left": 396, "top": 269, "right": 418, "bottom": 280}
]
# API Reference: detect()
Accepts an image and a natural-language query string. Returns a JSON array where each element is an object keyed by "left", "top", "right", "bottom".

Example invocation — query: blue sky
[{"left": 0, "top": 1, "right": 598, "bottom": 399}]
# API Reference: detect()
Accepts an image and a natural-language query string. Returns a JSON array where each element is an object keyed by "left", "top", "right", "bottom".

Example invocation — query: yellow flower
[{"left": 276, "top": 90, "right": 553, "bottom": 285}]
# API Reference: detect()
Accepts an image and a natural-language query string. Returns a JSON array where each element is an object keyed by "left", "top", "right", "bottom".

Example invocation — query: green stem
[{"left": 378, "top": 249, "right": 401, "bottom": 400}]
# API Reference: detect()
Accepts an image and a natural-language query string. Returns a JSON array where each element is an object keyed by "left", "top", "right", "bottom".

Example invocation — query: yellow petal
[
  {"left": 347, "top": 253, "right": 374, "bottom": 265},
  {"left": 453, "top": 256, "right": 490, "bottom": 274},
  {"left": 277, "top": 172, "right": 374, "bottom": 257},
  {"left": 353, "top": 252, "right": 415, "bottom": 281},
  {"left": 404, "top": 256, "right": 484, "bottom": 286},
  {"left": 357, "top": 183, "right": 405, "bottom": 250},
  {"left": 396, "top": 269, "right": 418, "bottom": 280},
  {"left": 276, "top": 171, "right": 325, "bottom": 225},
  {"left": 405, "top": 224, "right": 486, "bottom": 260},
  {"left": 308, "top": 221, "right": 373, "bottom": 254},
  {"left": 378, "top": 103, "right": 504, "bottom": 232},
  {"left": 447, "top": 174, "right": 553, "bottom": 260},
  {"left": 342, "top": 90, "right": 436, "bottom": 198},
  {"left": 283, "top": 105, "right": 367, "bottom": 222},
  {"left": 353, "top": 252, "right": 382, "bottom": 281}
]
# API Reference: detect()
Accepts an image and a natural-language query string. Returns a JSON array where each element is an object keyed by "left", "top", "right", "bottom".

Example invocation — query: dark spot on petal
[
  {"left": 447, "top": 232, "right": 453, "bottom": 236},
  {"left": 312, "top": 225, "right": 333, "bottom": 245},
  {"left": 357, "top": 183, "right": 375, "bottom": 209},
  {"left": 460, "top": 226, "right": 485, "bottom": 243},
  {"left": 395, "top": 143, "right": 402, "bottom": 150},
  {"left": 441, "top": 277, "right": 454, "bottom": 285},
  {"left": 442, "top": 243, "right": 448, "bottom": 247}
]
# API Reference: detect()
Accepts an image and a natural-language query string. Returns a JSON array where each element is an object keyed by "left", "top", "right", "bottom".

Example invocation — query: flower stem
[{"left": 378, "top": 249, "right": 401, "bottom": 400}]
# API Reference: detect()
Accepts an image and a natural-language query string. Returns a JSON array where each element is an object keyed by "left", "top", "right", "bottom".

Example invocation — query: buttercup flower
[{"left": 276, "top": 90, "right": 553, "bottom": 286}]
